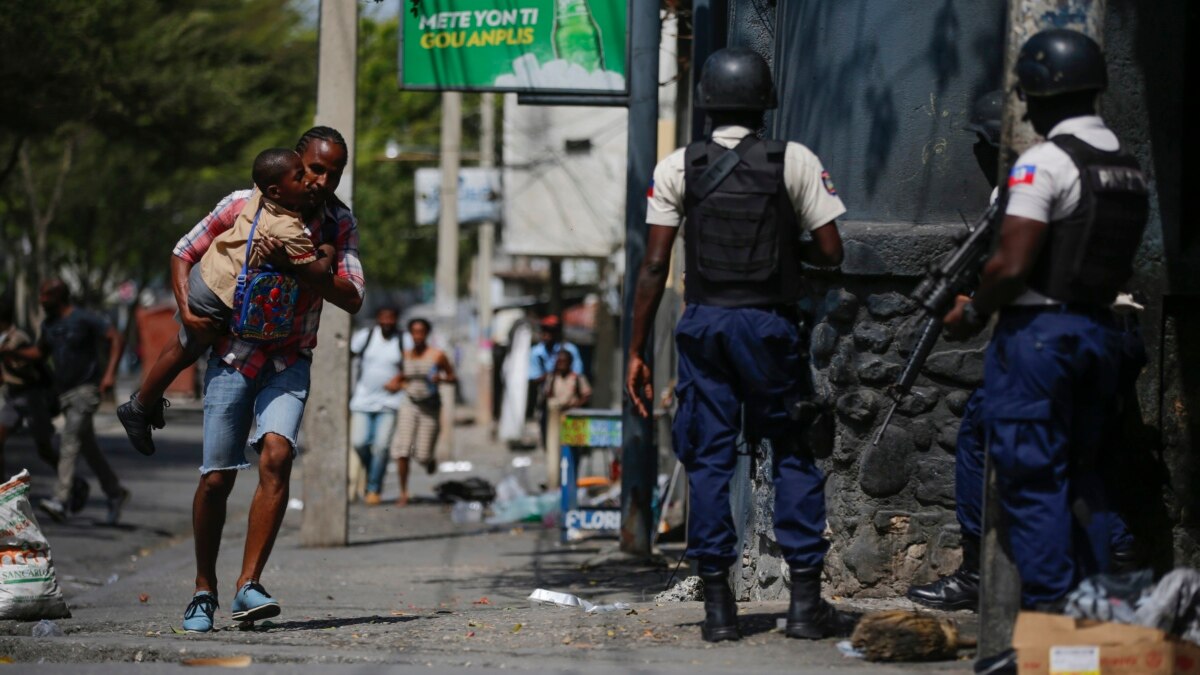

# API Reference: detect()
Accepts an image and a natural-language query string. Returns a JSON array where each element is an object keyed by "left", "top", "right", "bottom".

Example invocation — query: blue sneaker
[
  {"left": 182, "top": 591, "right": 219, "bottom": 633},
  {"left": 231, "top": 581, "right": 280, "bottom": 622}
]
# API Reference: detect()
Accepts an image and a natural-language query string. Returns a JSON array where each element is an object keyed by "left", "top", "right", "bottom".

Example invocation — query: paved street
[{"left": 0, "top": 405, "right": 972, "bottom": 673}]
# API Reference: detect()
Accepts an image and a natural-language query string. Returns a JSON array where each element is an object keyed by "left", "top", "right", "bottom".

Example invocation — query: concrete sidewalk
[{"left": 1, "top": 415, "right": 973, "bottom": 673}]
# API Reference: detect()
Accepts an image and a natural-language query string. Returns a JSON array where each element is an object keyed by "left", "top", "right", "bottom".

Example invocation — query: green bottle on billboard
[{"left": 553, "top": 0, "right": 605, "bottom": 71}]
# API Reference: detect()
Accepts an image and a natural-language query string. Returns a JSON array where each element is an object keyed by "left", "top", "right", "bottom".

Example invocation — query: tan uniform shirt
[
  {"left": 646, "top": 125, "right": 847, "bottom": 231},
  {"left": 199, "top": 189, "right": 316, "bottom": 307}
]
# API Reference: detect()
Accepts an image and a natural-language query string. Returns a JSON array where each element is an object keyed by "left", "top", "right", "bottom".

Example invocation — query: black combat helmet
[
  {"left": 696, "top": 47, "right": 777, "bottom": 111},
  {"left": 1015, "top": 28, "right": 1107, "bottom": 97},
  {"left": 964, "top": 90, "right": 1004, "bottom": 147}
]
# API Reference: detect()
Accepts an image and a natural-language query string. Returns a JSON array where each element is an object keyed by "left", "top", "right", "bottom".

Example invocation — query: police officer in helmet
[
  {"left": 943, "top": 29, "right": 1150, "bottom": 609},
  {"left": 626, "top": 47, "right": 853, "bottom": 641}
]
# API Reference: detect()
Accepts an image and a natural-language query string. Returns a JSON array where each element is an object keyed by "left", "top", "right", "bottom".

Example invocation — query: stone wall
[
  {"left": 810, "top": 277, "right": 991, "bottom": 599},
  {"left": 734, "top": 223, "right": 991, "bottom": 600}
]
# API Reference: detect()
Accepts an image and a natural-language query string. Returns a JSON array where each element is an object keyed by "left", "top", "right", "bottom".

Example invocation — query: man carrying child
[{"left": 130, "top": 127, "right": 364, "bottom": 633}]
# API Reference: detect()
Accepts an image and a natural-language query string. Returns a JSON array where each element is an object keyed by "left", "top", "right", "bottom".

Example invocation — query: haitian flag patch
[
  {"left": 646, "top": 179, "right": 654, "bottom": 198},
  {"left": 1008, "top": 164, "right": 1037, "bottom": 187},
  {"left": 821, "top": 170, "right": 837, "bottom": 196}
]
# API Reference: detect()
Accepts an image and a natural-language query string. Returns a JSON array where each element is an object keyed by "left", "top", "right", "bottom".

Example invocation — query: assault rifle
[{"left": 871, "top": 200, "right": 1001, "bottom": 445}]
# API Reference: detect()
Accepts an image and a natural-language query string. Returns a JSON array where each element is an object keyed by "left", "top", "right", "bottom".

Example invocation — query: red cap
[{"left": 539, "top": 315, "right": 561, "bottom": 329}]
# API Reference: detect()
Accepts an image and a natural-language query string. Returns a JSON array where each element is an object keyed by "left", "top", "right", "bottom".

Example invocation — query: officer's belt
[{"left": 735, "top": 304, "right": 800, "bottom": 322}]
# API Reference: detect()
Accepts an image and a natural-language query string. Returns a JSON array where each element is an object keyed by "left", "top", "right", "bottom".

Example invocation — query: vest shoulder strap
[
  {"left": 684, "top": 136, "right": 761, "bottom": 202},
  {"left": 762, "top": 139, "right": 787, "bottom": 165},
  {"left": 1050, "top": 134, "right": 1136, "bottom": 167}
]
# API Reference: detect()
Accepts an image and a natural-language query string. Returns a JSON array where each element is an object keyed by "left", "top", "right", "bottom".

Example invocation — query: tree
[{"left": 0, "top": 0, "right": 317, "bottom": 317}]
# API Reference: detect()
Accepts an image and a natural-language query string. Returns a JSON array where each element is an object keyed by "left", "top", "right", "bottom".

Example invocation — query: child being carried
[{"left": 116, "top": 148, "right": 335, "bottom": 456}]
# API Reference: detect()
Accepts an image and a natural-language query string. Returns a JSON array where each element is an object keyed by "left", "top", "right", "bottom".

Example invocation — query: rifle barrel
[
  {"left": 872, "top": 400, "right": 899, "bottom": 446},
  {"left": 871, "top": 316, "right": 943, "bottom": 445}
]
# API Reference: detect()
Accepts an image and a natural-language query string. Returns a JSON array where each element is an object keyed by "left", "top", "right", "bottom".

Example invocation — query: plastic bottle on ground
[{"left": 32, "top": 619, "right": 64, "bottom": 637}]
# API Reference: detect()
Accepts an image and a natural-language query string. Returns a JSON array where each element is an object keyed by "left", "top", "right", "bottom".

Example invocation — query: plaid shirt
[{"left": 173, "top": 189, "right": 365, "bottom": 379}]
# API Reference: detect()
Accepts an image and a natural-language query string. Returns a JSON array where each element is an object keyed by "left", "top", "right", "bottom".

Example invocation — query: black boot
[
  {"left": 116, "top": 393, "right": 170, "bottom": 457},
  {"left": 785, "top": 565, "right": 858, "bottom": 639},
  {"left": 1110, "top": 545, "right": 1139, "bottom": 574},
  {"left": 699, "top": 570, "right": 740, "bottom": 642},
  {"left": 906, "top": 535, "right": 981, "bottom": 611}
]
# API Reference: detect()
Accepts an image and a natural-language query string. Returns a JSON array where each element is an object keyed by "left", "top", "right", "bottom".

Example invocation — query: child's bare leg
[{"left": 136, "top": 327, "right": 219, "bottom": 404}]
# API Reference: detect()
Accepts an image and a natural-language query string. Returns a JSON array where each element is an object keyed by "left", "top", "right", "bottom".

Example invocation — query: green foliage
[
  {"left": 0, "top": 0, "right": 316, "bottom": 306},
  {"left": 0, "top": 3, "right": 488, "bottom": 308}
]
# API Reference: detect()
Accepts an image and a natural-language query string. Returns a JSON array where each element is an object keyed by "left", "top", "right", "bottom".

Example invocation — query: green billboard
[{"left": 399, "top": 0, "right": 628, "bottom": 93}]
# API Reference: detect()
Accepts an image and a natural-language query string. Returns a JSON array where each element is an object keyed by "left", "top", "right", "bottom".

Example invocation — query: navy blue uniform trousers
[
  {"left": 981, "top": 307, "right": 1128, "bottom": 607},
  {"left": 673, "top": 304, "right": 828, "bottom": 570},
  {"left": 955, "top": 389, "right": 1135, "bottom": 549}
]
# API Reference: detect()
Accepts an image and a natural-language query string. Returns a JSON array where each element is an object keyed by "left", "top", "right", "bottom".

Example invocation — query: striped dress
[{"left": 389, "top": 349, "right": 442, "bottom": 464}]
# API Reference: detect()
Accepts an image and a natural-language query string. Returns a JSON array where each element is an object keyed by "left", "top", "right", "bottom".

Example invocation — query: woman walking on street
[{"left": 389, "top": 318, "right": 455, "bottom": 506}]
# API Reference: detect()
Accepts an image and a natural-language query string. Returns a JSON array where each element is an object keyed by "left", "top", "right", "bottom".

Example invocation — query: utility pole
[
  {"left": 477, "top": 92, "right": 496, "bottom": 429},
  {"left": 977, "top": 0, "right": 1105, "bottom": 663},
  {"left": 436, "top": 91, "right": 462, "bottom": 460},
  {"left": 301, "top": 0, "right": 357, "bottom": 548},
  {"left": 436, "top": 92, "right": 463, "bottom": 322},
  {"left": 619, "top": 1, "right": 661, "bottom": 556}
]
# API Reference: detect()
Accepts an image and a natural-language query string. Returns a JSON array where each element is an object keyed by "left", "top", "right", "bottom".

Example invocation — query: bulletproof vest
[
  {"left": 1026, "top": 134, "right": 1149, "bottom": 306},
  {"left": 682, "top": 137, "right": 803, "bottom": 307}
]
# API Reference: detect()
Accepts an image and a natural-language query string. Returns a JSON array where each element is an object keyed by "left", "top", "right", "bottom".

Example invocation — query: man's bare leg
[
  {"left": 236, "top": 434, "right": 294, "bottom": 588},
  {"left": 194, "top": 470, "right": 237, "bottom": 593}
]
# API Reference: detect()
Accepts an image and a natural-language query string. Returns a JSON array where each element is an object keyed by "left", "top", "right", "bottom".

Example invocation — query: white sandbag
[{"left": 0, "top": 470, "right": 70, "bottom": 619}]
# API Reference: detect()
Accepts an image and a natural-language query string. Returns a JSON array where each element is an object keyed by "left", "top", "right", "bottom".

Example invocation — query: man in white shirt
[
  {"left": 349, "top": 306, "right": 404, "bottom": 505},
  {"left": 944, "top": 29, "right": 1150, "bottom": 610},
  {"left": 627, "top": 47, "right": 851, "bottom": 642}
]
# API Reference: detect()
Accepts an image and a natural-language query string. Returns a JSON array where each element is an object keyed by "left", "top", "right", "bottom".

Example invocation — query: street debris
[
  {"left": 654, "top": 576, "right": 704, "bottom": 603},
  {"left": 850, "top": 610, "right": 962, "bottom": 662},
  {"left": 286, "top": 498, "right": 304, "bottom": 511},
  {"left": 1134, "top": 568, "right": 1200, "bottom": 644},
  {"left": 528, "top": 588, "right": 630, "bottom": 613},
  {"left": 139, "top": 593, "right": 150, "bottom": 603},
  {"left": 836, "top": 640, "right": 866, "bottom": 659},
  {"left": 1059, "top": 568, "right": 1200, "bottom": 646},
  {"left": 450, "top": 500, "right": 484, "bottom": 523},
  {"left": 436, "top": 477, "right": 496, "bottom": 504},
  {"left": 1064, "top": 569, "right": 1154, "bottom": 624},
  {"left": 0, "top": 471, "right": 70, "bottom": 620},
  {"left": 494, "top": 475, "right": 526, "bottom": 504},
  {"left": 472, "top": 597, "right": 491, "bottom": 605},
  {"left": 488, "top": 492, "right": 559, "bottom": 525},
  {"left": 181, "top": 655, "right": 253, "bottom": 667},
  {"left": 32, "top": 619, "right": 64, "bottom": 637}
]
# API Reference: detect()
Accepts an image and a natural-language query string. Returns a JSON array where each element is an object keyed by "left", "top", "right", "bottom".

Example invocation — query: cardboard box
[{"left": 1014, "top": 611, "right": 1200, "bottom": 674}]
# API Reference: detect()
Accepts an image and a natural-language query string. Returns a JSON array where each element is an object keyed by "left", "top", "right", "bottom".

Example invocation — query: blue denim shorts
[{"left": 200, "top": 356, "right": 311, "bottom": 474}]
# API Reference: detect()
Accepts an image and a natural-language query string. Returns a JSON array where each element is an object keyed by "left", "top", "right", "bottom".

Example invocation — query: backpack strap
[
  {"left": 236, "top": 204, "right": 265, "bottom": 285},
  {"left": 352, "top": 326, "right": 375, "bottom": 358}
]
